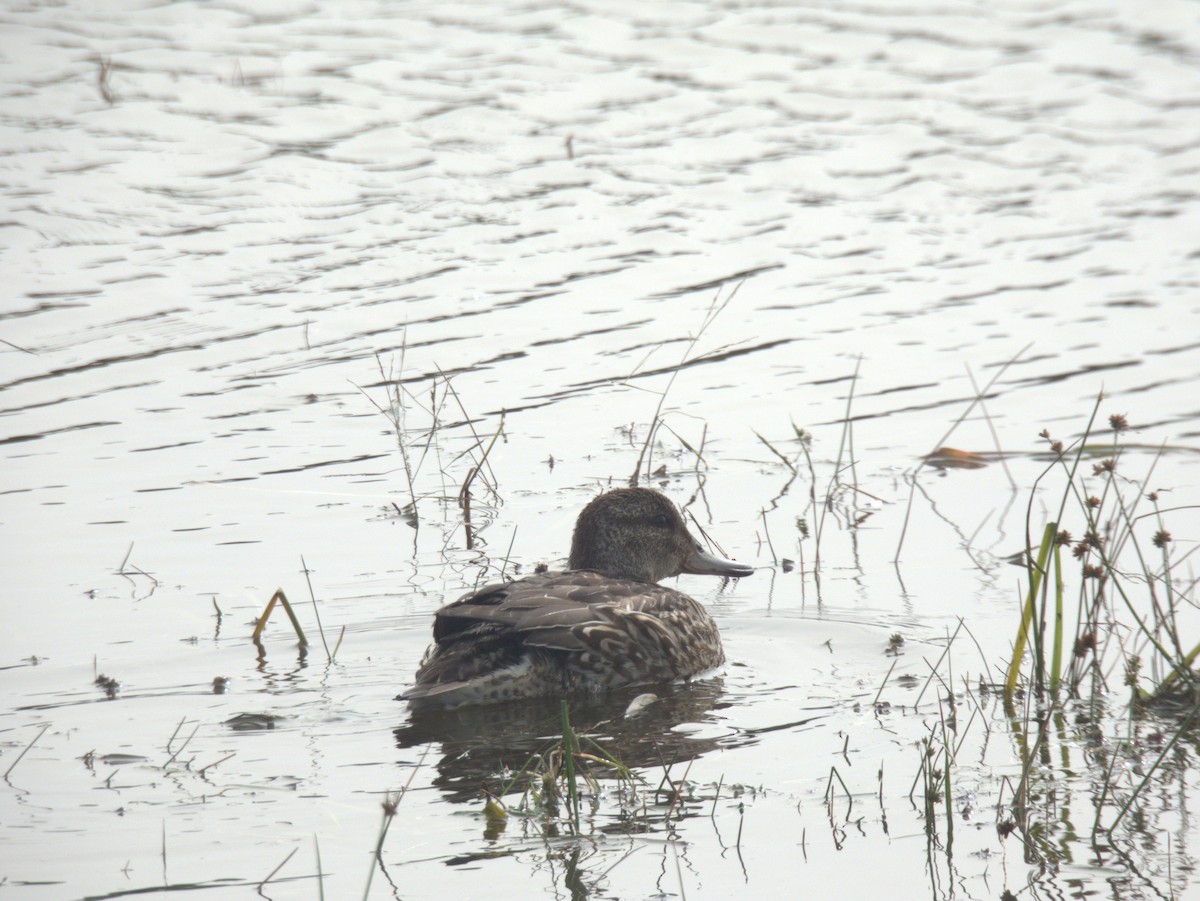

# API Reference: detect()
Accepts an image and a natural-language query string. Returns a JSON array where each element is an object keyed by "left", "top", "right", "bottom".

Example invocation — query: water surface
[{"left": 3, "top": 1, "right": 1200, "bottom": 898}]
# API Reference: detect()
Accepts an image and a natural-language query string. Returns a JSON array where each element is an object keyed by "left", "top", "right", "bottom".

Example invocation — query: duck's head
[{"left": 568, "top": 487, "right": 753, "bottom": 583}]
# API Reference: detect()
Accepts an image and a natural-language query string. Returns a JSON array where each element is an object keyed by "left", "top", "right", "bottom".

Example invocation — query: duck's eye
[{"left": 651, "top": 514, "right": 672, "bottom": 529}]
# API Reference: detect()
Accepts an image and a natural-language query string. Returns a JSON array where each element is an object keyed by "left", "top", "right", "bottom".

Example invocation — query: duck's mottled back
[{"left": 400, "top": 487, "right": 752, "bottom": 708}]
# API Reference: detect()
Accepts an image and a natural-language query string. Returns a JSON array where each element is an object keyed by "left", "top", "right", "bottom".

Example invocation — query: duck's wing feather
[
  {"left": 406, "top": 571, "right": 723, "bottom": 701},
  {"left": 431, "top": 570, "right": 691, "bottom": 646}
]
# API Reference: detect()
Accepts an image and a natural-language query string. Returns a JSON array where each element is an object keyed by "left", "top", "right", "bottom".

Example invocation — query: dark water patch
[
  {"left": 1010, "top": 358, "right": 1141, "bottom": 387},
  {"left": 131, "top": 441, "right": 202, "bottom": 453},
  {"left": 260, "top": 452, "right": 389, "bottom": 476},
  {"left": 651, "top": 263, "right": 786, "bottom": 298},
  {"left": 0, "top": 326, "right": 294, "bottom": 392},
  {"left": 0, "top": 420, "right": 120, "bottom": 444}
]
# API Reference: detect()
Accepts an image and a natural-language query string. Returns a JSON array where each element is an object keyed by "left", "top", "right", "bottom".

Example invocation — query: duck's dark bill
[{"left": 683, "top": 542, "right": 753, "bottom": 578}]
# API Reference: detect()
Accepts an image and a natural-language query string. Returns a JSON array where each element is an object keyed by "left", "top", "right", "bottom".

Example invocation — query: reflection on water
[
  {"left": 395, "top": 679, "right": 751, "bottom": 803},
  {"left": 2, "top": 0, "right": 1200, "bottom": 898}
]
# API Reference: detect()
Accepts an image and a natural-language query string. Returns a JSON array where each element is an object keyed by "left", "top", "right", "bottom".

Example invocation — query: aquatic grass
[
  {"left": 872, "top": 658, "right": 899, "bottom": 707},
  {"left": 360, "top": 356, "right": 511, "bottom": 592},
  {"left": 1003, "top": 400, "right": 1198, "bottom": 710},
  {"left": 753, "top": 424, "right": 821, "bottom": 574},
  {"left": 982, "top": 399, "right": 1200, "bottom": 877},
  {"left": 301, "top": 555, "right": 341, "bottom": 661},
  {"left": 560, "top": 700, "right": 581, "bottom": 830},
  {"left": 1003, "top": 522, "right": 1059, "bottom": 701},
  {"left": 314, "top": 836, "right": 324, "bottom": 901},
  {"left": 362, "top": 792, "right": 402, "bottom": 899},
  {"left": 817, "top": 355, "right": 865, "bottom": 564},
  {"left": 756, "top": 367, "right": 884, "bottom": 582},
  {"left": 493, "top": 701, "right": 642, "bottom": 839},
  {"left": 867, "top": 628, "right": 991, "bottom": 880},
  {"left": 444, "top": 387, "right": 505, "bottom": 550},
  {"left": 907, "top": 697, "right": 966, "bottom": 878},
  {"left": 651, "top": 747, "right": 699, "bottom": 826},
  {"left": 357, "top": 351, "right": 501, "bottom": 533},
  {"left": 363, "top": 747, "right": 426, "bottom": 899},
  {"left": 627, "top": 281, "right": 743, "bottom": 488},
  {"left": 355, "top": 348, "right": 423, "bottom": 525}
]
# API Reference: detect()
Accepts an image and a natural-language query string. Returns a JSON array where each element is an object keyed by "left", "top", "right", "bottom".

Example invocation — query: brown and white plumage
[{"left": 400, "top": 488, "right": 752, "bottom": 708}]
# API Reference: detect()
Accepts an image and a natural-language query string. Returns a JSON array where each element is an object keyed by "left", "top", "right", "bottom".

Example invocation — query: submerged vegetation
[{"left": 1006, "top": 403, "right": 1199, "bottom": 712}]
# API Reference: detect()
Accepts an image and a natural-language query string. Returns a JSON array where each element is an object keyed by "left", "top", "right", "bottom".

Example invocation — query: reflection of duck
[
  {"left": 394, "top": 679, "right": 733, "bottom": 803},
  {"left": 400, "top": 487, "right": 753, "bottom": 708}
]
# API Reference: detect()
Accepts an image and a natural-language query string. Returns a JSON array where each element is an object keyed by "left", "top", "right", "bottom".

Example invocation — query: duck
[{"left": 400, "top": 487, "right": 753, "bottom": 708}]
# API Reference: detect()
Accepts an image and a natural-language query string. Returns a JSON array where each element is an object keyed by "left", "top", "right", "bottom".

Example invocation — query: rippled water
[{"left": 3, "top": 1, "right": 1200, "bottom": 898}]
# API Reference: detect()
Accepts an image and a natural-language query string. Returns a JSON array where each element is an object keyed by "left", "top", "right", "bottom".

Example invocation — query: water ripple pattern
[{"left": 2, "top": 2, "right": 1200, "bottom": 898}]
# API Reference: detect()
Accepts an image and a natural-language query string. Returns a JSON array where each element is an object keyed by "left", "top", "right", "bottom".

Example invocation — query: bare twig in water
[
  {"left": 96, "top": 55, "right": 114, "bottom": 104},
  {"left": 457, "top": 412, "right": 506, "bottom": 549},
  {"left": 754, "top": 430, "right": 798, "bottom": 474},
  {"left": 163, "top": 718, "right": 199, "bottom": 768},
  {"left": 365, "top": 746, "right": 429, "bottom": 899},
  {"left": 352, "top": 346, "right": 422, "bottom": 525},
  {"left": 1, "top": 337, "right": 36, "bottom": 354},
  {"left": 500, "top": 525, "right": 519, "bottom": 581},
  {"left": 302, "top": 556, "right": 333, "bottom": 662},
  {"left": 760, "top": 508, "right": 777, "bottom": 565},
  {"left": 437, "top": 365, "right": 504, "bottom": 500},
  {"left": 197, "top": 753, "right": 235, "bottom": 777},
  {"left": 3, "top": 723, "right": 50, "bottom": 780},
  {"left": 816, "top": 356, "right": 862, "bottom": 566},
  {"left": 966, "top": 364, "right": 1016, "bottom": 490},
  {"left": 258, "top": 847, "right": 299, "bottom": 892},
  {"left": 116, "top": 541, "right": 160, "bottom": 596},
  {"left": 872, "top": 658, "right": 898, "bottom": 707}
]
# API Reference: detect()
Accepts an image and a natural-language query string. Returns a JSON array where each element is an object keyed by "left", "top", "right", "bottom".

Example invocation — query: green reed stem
[
  {"left": 561, "top": 700, "right": 580, "bottom": 831},
  {"left": 1005, "top": 522, "right": 1056, "bottom": 701},
  {"left": 1049, "top": 541, "right": 1064, "bottom": 698}
]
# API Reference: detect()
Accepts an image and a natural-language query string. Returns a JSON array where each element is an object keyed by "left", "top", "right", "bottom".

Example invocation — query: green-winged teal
[{"left": 400, "top": 487, "right": 752, "bottom": 708}]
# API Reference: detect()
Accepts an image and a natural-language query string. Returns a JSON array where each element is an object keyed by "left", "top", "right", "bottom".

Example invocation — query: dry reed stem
[
  {"left": 628, "top": 282, "right": 743, "bottom": 486},
  {"left": 3, "top": 723, "right": 49, "bottom": 779},
  {"left": 302, "top": 556, "right": 332, "bottom": 661},
  {"left": 251, "top": 588, "right": 309, "bottom": 647}
]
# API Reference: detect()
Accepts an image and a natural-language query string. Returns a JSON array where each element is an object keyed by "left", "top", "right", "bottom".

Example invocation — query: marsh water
[{"left": 3, "top": 1, "right": 1200, "bottom": 898}]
